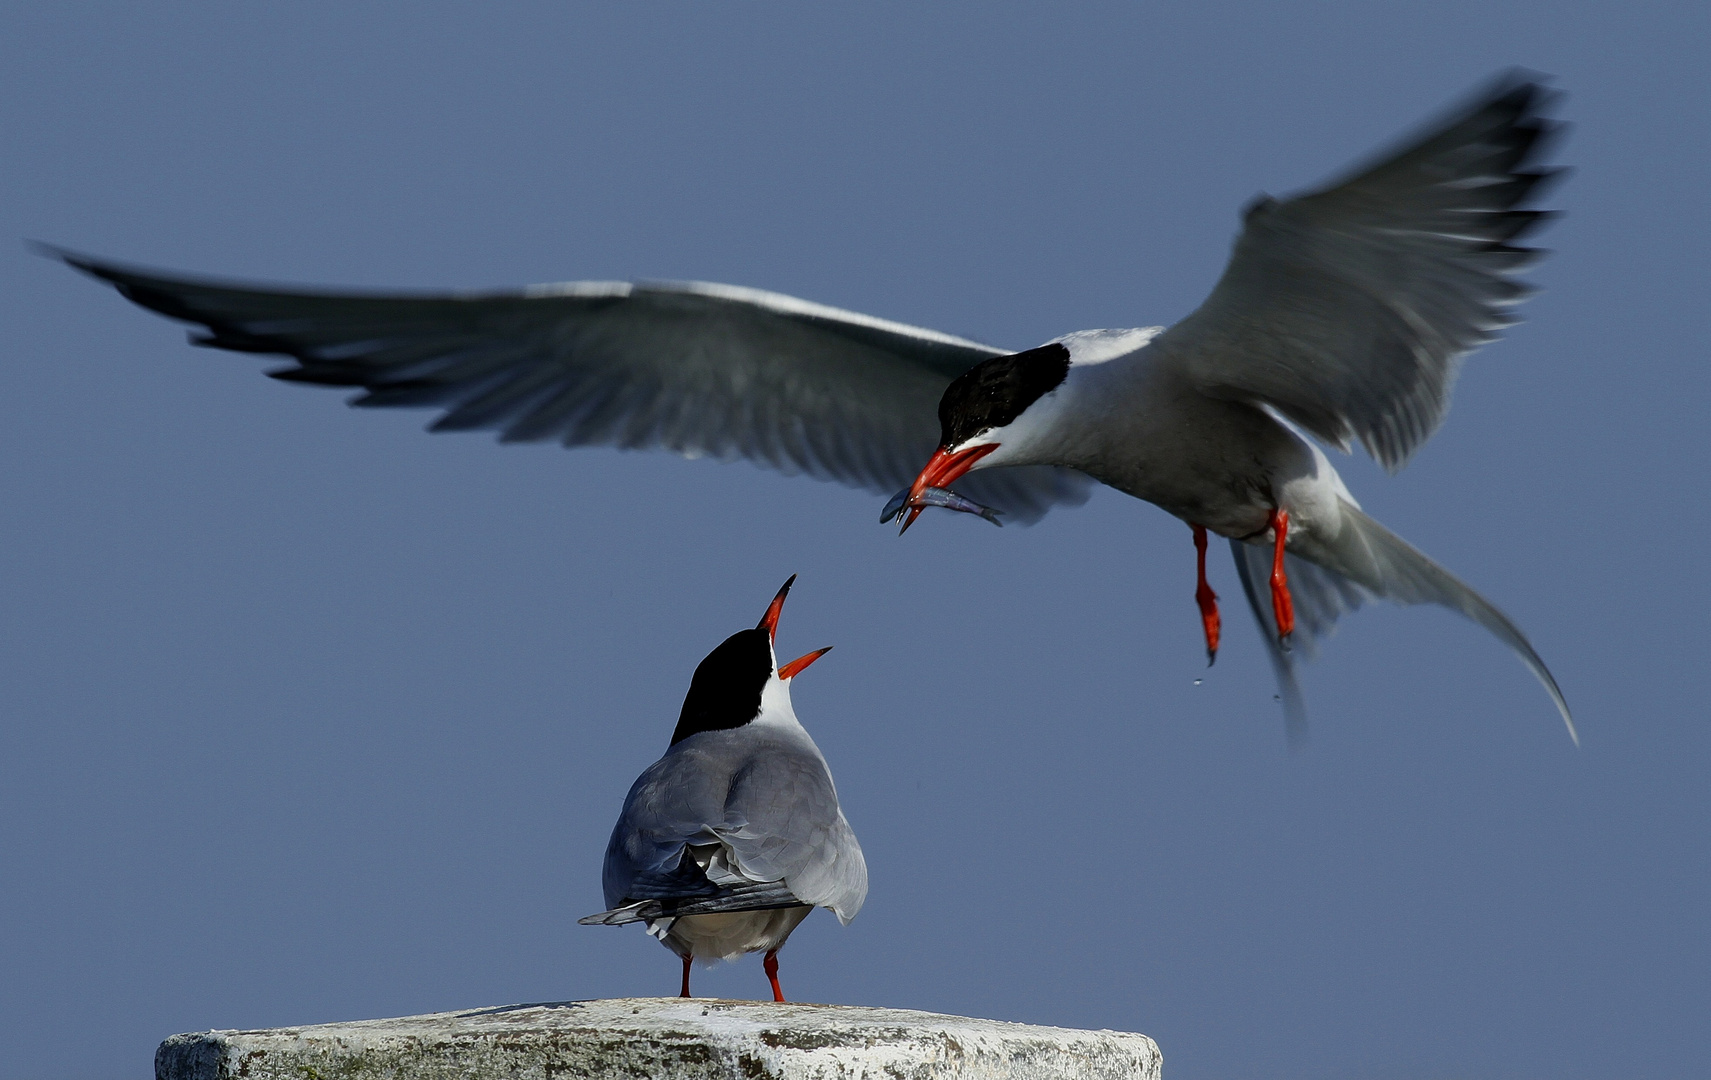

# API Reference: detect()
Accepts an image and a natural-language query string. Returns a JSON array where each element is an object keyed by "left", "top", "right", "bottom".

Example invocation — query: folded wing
[
  {"left": 1159, "top": 71, "right": 1562, "bottom": 471},
  {"left": 579, "top": 868, "right": 805, "bottom": 926},
  {"left": 717, "top": 753, "right": 868, "bottom": 922},
  {"left": 599, "top": 739, "right": 868, "bottom": 925},
  {"left": 54, "top": 250, "right": 1092, "bottom": 522}
]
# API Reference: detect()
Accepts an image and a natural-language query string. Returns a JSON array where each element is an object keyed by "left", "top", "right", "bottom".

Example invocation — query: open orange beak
[
  {"left": 778, "top": 646, "right": 832, "bottom": 680},
  {"left": 757, "top": 575, "right": 796, "bottom": 642},
  {"left": 900, "top": 443, "right": 1000, "bottom": 534},
  {"left": 756, "top": 575, "right": 833, "bottom": 680}
]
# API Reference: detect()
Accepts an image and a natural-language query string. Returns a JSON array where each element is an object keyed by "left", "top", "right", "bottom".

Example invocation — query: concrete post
[{"left": 156, "top": 998, "right": 1162, "bottom": 1080}]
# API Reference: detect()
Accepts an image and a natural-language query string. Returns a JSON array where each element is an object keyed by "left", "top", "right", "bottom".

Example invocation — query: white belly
[{"left": 652, "top": 905, "right": 812, "bottom": 964}]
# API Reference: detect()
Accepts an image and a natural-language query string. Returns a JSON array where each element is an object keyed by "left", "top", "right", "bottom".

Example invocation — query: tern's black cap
[
  {"left": 669, "top": 628, "right": 772, "bottom": 746},
  {"left": 937, "top": 342, "right": 1070, "bottom": 448}
]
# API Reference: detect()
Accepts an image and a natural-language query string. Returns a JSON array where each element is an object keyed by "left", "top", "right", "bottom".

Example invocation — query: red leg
[
  {"left": 1268, "top": 508, "right": 1294, "bottom": 640},
  {"left": 680, "top": 954, "right": 692, "bottom": 999},
  {"left": 764, "top": 949, "right": 785, "bottom": 1003},
  {"left": 1191, "top": 524, "right": 1220, "bottom": 664}
]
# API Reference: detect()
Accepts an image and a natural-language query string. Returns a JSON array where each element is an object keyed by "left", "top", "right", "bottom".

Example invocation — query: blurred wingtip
[{"left": 27, "top": 240, "right": 88, "bottom": 269}]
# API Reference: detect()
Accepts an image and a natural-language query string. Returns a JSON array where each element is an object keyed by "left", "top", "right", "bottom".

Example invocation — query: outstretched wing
[
  {"left": 1159, "top": 72, "right": 1563, "bottom": 472},
  {"left": 53, "top": 249, "right": 1093, "bottom": 523}
]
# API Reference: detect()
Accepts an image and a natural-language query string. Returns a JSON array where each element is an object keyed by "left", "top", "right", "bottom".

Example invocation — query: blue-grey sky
[{"left": 3, "top": 4, "right": 1707, "bottom": 1078}]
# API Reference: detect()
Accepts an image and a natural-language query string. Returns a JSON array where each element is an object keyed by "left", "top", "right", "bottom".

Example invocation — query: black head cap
[
  {"left": 669, "top": 628, "right": 773, "bottom": 746},
  {"left": 937, "top": 342, "right": 1071, "bottom": 448}
]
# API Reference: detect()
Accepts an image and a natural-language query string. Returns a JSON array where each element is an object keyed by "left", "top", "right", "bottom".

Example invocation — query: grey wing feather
[
  {"left": 49, "top": 248, "right": 1090, "bottom": 523},
  {"left": 579, "top": 900, "right": 654, "bottom": 926},
  {"left": 1231, "top": 501, "right": 1575, "bottom": 744},
  {"left": 1231, "top": 541, "right": 1379, "bottom": 746},
  {"left": 717, "top": 751, "right": 867, "bottom": 923},
  {"left": 579, "top": 879, "right": 806, "bottom": 926},
  {"left": 1273, "top": 553, "right": 1375, "bottom": 662},
  {"left": 1230, "top": 539, "right": 1311, "bottom": 747},
  {"left": 1161, "top": 71, "right": 1563, "bottom": 472}
]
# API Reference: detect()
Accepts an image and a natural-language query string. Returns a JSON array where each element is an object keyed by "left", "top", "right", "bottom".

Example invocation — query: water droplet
[
  {"left": 1273, "top": 694, "right": 1282, "bottom": 702},
  {"left": 1193, "top": 678, "right": 1203, "bottom": 686}
]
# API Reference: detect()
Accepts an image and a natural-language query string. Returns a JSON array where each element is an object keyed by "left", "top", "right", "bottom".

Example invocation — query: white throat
[{"left": 752, "top": 671, "right": 805, "bottom": 732}]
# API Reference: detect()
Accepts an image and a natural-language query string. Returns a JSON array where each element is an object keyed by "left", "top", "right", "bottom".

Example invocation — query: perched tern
[
  {"left": 47, "top": 71, "right": 1571, "bottom": 741},
  {"left": 579, "top": 577, "right": 865, "bottom": 1001}
]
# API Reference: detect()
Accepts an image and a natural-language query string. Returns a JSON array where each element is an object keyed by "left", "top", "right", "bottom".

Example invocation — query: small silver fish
[{"left": 879, "top": 484, "right": 1003, "bottom": 531}]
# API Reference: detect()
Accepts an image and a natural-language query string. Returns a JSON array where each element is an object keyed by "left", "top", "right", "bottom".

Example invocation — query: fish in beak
[{"left": 883, "top": 443, "right": 1002, "bottom": 533}]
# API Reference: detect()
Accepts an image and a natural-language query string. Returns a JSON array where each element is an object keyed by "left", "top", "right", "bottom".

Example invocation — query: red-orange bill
[
  {"left": 897, "top": 443, "right": 1001, "bottom": 534},
  {"left": 778, "top": 646, "right": 832, "bottom": 680},
  {"left": 757, "top": 574, "right": 797, "bottom": 641}
]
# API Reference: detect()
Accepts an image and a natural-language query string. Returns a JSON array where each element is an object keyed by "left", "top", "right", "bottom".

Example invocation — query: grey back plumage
[{"left": 600, "top": 719, "right": 866, "bottom": 924}]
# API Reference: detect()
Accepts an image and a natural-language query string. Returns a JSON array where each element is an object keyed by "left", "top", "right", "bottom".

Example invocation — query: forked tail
[{"left": 1231, "top": 499, "right": 1576, "bottom": 745}]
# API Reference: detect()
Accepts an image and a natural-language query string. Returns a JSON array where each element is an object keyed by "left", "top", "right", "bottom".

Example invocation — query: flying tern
[
  {"left": 890, "top": 74, "right": 1573, "bottom": 743},
  {"left": 579, "top": 576, "right": 865, "bottom": 1001},
  {"left": 48, "top": 71, "right": 1571, "bottom": 741}
]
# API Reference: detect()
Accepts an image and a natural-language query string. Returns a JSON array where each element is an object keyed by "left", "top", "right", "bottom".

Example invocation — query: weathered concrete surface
[{"left": 156, "top": 998, "right": 1161, "bottom": 1080}]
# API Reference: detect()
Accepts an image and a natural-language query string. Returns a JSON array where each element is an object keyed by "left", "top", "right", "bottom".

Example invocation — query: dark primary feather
[
  {"left": 1162, "top": 70, "right": 1563, "bottom": 472},
  {"left": 579, "top": 886, "right": 808, "bottom": 926},
  {"left": 580, "top": 840, "right": 808, "bottom": 925},
  {"left": 50, "top": 249, "right": 1093, "bottom": 523},
  {"left": 622, "top": 846, "right": 804, "bottom": 911}
]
